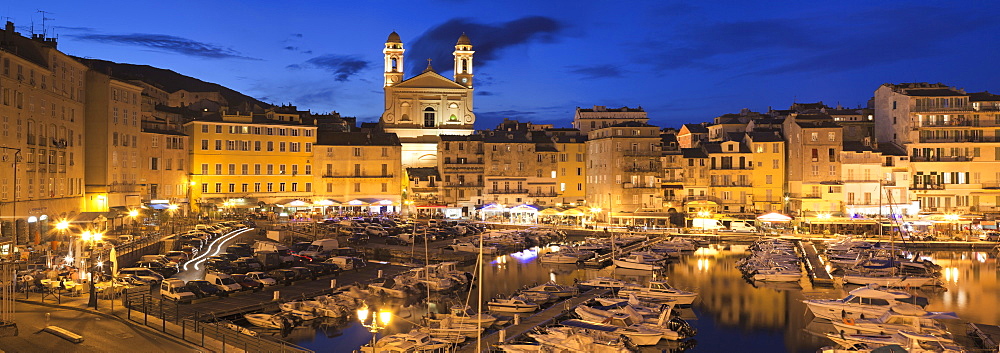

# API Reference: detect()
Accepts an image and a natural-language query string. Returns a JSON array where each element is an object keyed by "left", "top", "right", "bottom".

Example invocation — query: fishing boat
[
  {"left": 823, "top": 330, "right": 964, "bottom": 353},
  {"left": 830, "top": 306, "right": 957, "bottom": 336},
  {"left": 613, "top": 253, "right": 664, "bottom": 271},
  {"left": 803, "top": 285, "right": 928, "bottom": 322},
  {"left": 368, "top": 277, "right": 412, "bottom": 299},
  {"left": 617, "top": 280, "right": 698, "bottom": 305},
  {"left": 487, "top": 295, "right": 540, "bottom": 313}
]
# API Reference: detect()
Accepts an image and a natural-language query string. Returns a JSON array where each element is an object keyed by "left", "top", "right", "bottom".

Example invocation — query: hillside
[{"left": 73, "top": 57, "right": 270, "bottom": 109}]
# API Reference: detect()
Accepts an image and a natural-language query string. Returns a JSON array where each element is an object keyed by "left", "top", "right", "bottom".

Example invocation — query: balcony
[
  {"left": 624, "top": 167, "right": 659, "bottom": 173},
  {"left": 622, "top": 150, "right": 660, "bottom": 157},
  {"left": 487, "top": 189, "right": 529, "bottom": 194},
  {"left": 911, "top": 106, "right": 970, "bottom": 112},
  {"left": 445, "top": 182, "right": 484, "bottom": 188},
  {"left": 443, "top": 160, "right": 484, "bottom": 165},
  {"left": 918, "top": 137, "right": 998, "bottom": 143},
  {"left": 911, "top": 183, "right": 945, "bottom": 190},
  {"left": 411, "top": 186, "right": 438, "bottom": 193},
  {"left": 982, "top": 182, "right": 1000, "bottom": 189},
  {"left": 529, "top": 192, "right": 558, "bottom": 197},
  {"left": 972, "top": 206, "right": 1000, "bottom": 212},
  {"left": 710, "top": 183, "right": 753, "bottom": 187},
  {"left": 623, "top": 183, "right": 658, "bottom": 189},
  {"left": 322, "top": 174, "right": 394, "bottom": 178},
  {"left": 910, "top": 156, "right": 972, "bottom": 162}
]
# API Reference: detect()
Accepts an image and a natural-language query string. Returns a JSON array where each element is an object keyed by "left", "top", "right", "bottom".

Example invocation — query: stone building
[{"left": 586, "top": 122, "right": 662, "bottom": 224}]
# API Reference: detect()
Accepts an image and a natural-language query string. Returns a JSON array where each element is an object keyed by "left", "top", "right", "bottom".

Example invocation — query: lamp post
[
  {"left": 167, "top": 204, "right": 179, "bottom": 234},
  {"left": 357, "top": 306, "right": 392, "bottom": 351},
  {"left": 128, "top": 209, "right": 140, "bottom": 237},
  {"left": 77, "top": 230, "right": 103, "bottom": 308}
]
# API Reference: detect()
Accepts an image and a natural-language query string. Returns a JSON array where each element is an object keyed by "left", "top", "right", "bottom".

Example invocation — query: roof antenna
[{"left": 36, "top": 10, "right": 54, "bottom": 37}]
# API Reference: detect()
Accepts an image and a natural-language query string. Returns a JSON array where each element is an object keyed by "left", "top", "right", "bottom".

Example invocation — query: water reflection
[{"left": 285, "top": 244, "right": 999, "bottom": 353}]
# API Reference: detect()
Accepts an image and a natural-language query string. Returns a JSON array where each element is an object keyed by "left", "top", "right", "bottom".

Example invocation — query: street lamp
[
  {"left": 357, "top": 306, "right": 392, "bottom": 350},
  {"left": 128, "top": 209, "right": 140, "bottom": 236},
  {"left": 167, "top": 204, "right": 179, "bottom": 234}
]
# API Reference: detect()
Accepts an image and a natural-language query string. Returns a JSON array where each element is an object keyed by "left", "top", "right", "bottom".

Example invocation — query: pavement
[{"left": 0, "top": 299, "right": 202, "bottom": 353}]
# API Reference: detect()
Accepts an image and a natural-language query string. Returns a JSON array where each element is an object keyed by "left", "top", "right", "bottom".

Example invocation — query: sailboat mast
[{"left": 477, "top": 231, "right": 484, "bottom": 352}]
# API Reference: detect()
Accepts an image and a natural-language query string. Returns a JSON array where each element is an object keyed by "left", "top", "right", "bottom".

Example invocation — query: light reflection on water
[{"left": 288, "top": 244, "right": 999, "bottom": 352}]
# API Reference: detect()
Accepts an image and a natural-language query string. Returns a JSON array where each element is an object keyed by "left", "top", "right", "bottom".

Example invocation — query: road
[{"left": 173, "top": 227, "right": 255, "bottom": 282}]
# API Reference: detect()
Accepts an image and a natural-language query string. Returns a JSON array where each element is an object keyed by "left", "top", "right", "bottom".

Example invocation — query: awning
[
  {"left": 510, "top": 204, "right": 539, "bottom": 213},
  {"left": 563, "top": 208, "right": 585, "bottom": 216},
  {"left": 312, "top": 199, "right": 341, "bottom": 206},
  {"left": 147, "top": 203, "right": 172, "bottom": 210},
  {"left": 757, "top": 212, "right": 792, "bottom": 222},
  {"left": 276, "top": 199, "right": 310, "bottom": 207},
  {"left": 686, "top": 200, "right": 718, "bottom": 206},
  {"left": 345, "top": 198, "right": 382, "bottom": 206},
  {"left": 478, "top": 204, "right": 505, "bottom": 211}
]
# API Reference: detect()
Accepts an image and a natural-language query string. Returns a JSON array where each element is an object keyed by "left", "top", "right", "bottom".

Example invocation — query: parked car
[
  {"left": 184, "top": 280, "right": 221, "bottom": 298},
  {"left": 118, "top": 267, "right": 165, "bottom": 283},
  {"left": 160, "top": 279, "right": 197, "bottom": 302},
  {"left": 205, "top": 272, "right": 242, "bottom": 293},
  {"left": 288, "top": 267, "right": 315, "bottom": 281},
  {"left": 163, "top": 251, "right": 190, "bottom": 264},
  {"left": 205, "top": 259, "right": 234, "bottom": 274},
  {"left": 304, "top": 263, "right": 335, "bottom": 277},
  {"left": 267, "top": 269, "right": 297, "bottom": 284},
  {"left": 217, "top": 252, "right": 240, "bottom": 261},
  {"left": 244, "top": 271, "right": 277, "bottom": 286},
  {"left": 137, "top": 261, "right": 179, "bottom": 277},
  {"left": 384, "top": 236, "right": 410, "bottom": 246},
  {"left": 229, "top": 274, "right": 264, "bottom": 291}
]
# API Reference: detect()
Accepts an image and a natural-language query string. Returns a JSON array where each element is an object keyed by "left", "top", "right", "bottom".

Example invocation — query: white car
[
  {"left": 245, "top": 271, "right": 277, "bottom": 286},
  {"left": 205, "top": 272, "right": 242, "bottom": 293},
  {"left": 160, "top": 279, "right": 197, "bottom": 302}
]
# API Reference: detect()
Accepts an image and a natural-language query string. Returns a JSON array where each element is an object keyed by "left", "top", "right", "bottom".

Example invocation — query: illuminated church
[{"left": 379, "top": 31, "right": 476, "bottom": 167}]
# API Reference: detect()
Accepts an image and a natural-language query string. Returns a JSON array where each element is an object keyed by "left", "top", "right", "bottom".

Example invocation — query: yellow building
[
  {"left": 549, "top": 129, "right": 587, "bottom": 207},
  {"left": 438, "top": 134, "right": 485, "bottom": 213},
  {"left": 703, "top": 140, "right": 754, "bottom": 215},
  {"left": 572, "top": 105, "right": 647, "bottom": 134},
  {"left": 746, "top": 132, "right": 785, "bottom": 213},
  {"left": 84, "top": 71, "right": 144, "bottom": 212},
  {"left": 185, "top": 113, "right": 316, "bottom": 214},
  {"left": 313, "top": 131, "right": 402, "bottom": 214},
  {"left": 0, "top": 22, "right": 88, "bottom": 247}
]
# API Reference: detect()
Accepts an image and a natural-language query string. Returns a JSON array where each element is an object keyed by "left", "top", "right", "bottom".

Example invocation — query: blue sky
[{"left": 5, "top": 0, "right": 999, "bottom": 129}]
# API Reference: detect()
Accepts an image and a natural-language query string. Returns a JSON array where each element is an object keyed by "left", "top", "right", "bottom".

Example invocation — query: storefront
[{"left": 509, "top": 204, "right": 539, "bottom": 224}]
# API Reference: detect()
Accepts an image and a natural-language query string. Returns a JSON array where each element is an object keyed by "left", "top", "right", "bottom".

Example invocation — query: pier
[
  {"left": 796, "top": 240, "right": 835, "bottom": 286},
  {"left": 456, "top": 288, "right": 610, "bottom": 352},
  {"left": 583, "top": 234, "right": 671, "bottom": 267}
]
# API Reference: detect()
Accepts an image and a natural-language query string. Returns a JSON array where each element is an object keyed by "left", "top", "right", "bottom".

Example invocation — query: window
[
  {"left": 423, "top": 107, "right": 436, "bottom": 127},
  {"left": 354, "top": 183, "right": 361, "bottom": 192},
  {"left": 292, "top": 164, "right": 299, "bottom": 175},
  {"left": 353, "top": 148, "right": 361, "bottom": 157},
  {"left": 215, "top": 164, "right": 222, "bottom": 175},
  {"left": 228, "top": 184, "right": 235, "bottom": 193},
  {"left": 254, "top": 183, "right": 261, "bottom": 192},
  {"left": 305, "top": 165, "right": 311, "bottom": 175},
  {"left": 267, "top": 164, "right": 274, "bottom": 175},
  {"left": 766, "top": 175, "right": 773, "bottom": 184},
  {"left": 305, "top": 143, "right": 311, "bottom": 152},
  {"left": 279, "top": 164, "right": 286, "bottom": 174},
  {"left": 829, "top": 148, "right": 836, "bottom": 162},
  {"left": 241, "top": 184, "right": 248, "bottom": 193},
  {"left": 810, "top": 132, "right": 818, "bottom": 142},
  {"left": 305, "top": 183, "right": 312, "bottom": 192},
  {"left": 202, "top": 184, "right": 208, "bottom": 193},
  {"left": 215, "top": 140, "right": 222, "bottom": 150},
  {"left": 279, "top": 183, "right": 286, "bottom": 192},
  {"left": 267, "top": 183, "right": 273, "bottom": 192},
  {"left": 201, "top": 164, "right": 209, "bottom": 175},
  {"left": 254, "top": 164, "right": 261, "bottom": 175},
  {"left": 215, "top": 183, "right": 222, "bottom": 193},
  {"left": 381, "top": 183, "right": 388, "bottom": 192},
  {"left": 811, "top": 149, "right": 819, "bottom": 162},
  {"left": 279, "top": 142, "right": 286, "bottom": 152},
  {"left": 201, "top": 139, "right": 209, "bottom": 150},
  {"left": 291, "top": 183, "right": 298, "bottom": 192},
  {"left": 150, "top": 157, "right": 159, "bottom": 170},
  {"left": 267, "top": 141, "right": 274, "bottom": 151},
  {"left": 254, "top": 141, "right": 261, "bottom": 151},
  {"left": 241, "top": 164, "right": 248, "bottom": 175},
  {"left": 228, "top": 164, "right": 235, "bottom": 175},
  {"left": 829, "top": 165, "right": 837, "bottom": 176},
  {"left": 828, "top": 132, "right": 836, "bottom": 141}
]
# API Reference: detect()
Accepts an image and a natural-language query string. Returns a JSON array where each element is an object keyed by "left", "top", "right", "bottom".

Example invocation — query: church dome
[
  {"left": 456, "top": 33, "right": 471, "bottom": 46},
  {"left": 387, "top": 31, "right": 402, "bottom": 43}
]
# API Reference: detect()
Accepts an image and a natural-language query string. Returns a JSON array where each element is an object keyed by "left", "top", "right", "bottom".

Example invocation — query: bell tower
[
  {"left": 384, "top": 31, "right": 404, "bottom": 87},
  {"left": 453, "top": 33, "right": 474, "bottom": 88}
]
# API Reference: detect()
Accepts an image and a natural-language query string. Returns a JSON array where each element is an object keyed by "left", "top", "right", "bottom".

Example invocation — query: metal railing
[
  {"left": 487, "top": 189, "right": 529, "bottom": 194},
  {"left": 911, "top": 183, "right": 946, "bottom": 190},
  {"left": 321, "top": 174, "right": 394, "bottom": 178}
]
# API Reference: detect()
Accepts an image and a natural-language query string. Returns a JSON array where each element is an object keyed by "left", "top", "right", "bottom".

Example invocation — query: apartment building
[
  {"left": 0, "top": 22, "right": 88, "bottom": 246},
  {"left": 783, "top": 113, "right": 844, "bottom": 214},
  {"left": 138, "top": 128, "right": 189, "bottom": 209},
  {"left": 438, "top": 134, "right": 484, "bottom": 212},
  {"left": 746, "top": 132, "right": 785, "bottom": 213},
  {"left": 572, "top": 105, "right": 648, "bottom": 134},
  {"left": 84, "top": 71, "right": 144, "bottom": 212},
  {"left": 185, "top": 113, "right": 316, "bottom": 214},
  {"left": 313, "top": 131, "right": 402, "bottom": 213},
  {"left": 586, "top": 122, "right": 662, "bottom": 224}
]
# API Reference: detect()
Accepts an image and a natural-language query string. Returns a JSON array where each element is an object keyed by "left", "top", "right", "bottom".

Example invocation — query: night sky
[{"left": 5, "top": 1, "right": 999, "bottom": 129}]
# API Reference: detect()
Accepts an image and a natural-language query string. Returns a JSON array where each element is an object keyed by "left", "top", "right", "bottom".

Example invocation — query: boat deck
[
  {"left": 456, "top": 288, "right": 610, "bottom": 352},
  {"left": 583, "top": 234, "right": 671, "bottom": 267},
  {"left": 797, "top": 240, "right": 835, "bottom": 286}
]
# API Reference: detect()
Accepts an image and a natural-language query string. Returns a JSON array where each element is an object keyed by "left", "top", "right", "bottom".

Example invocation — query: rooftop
[{"left": 315, "top": 131, "right": 401, "bottom": 146}]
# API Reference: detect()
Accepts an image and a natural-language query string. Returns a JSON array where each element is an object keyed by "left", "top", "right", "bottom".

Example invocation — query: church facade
[{"left": 379, "top": 32, "right": 477, "bottom": 167}]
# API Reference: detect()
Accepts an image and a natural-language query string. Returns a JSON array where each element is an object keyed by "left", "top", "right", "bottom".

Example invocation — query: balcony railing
[
  {"left": 623, "top": 183, "right": 658, "bottom": 189},
  {"left": 622, "top": 150, "right": 661, "bottom": 157},
  {"left": 443, "top": 161, "right": 484, "bottom": 165},
  {"left": 918, "top": 137, "right": 998, "bottom": 143},
  {"left": 910, "top": 156, "right": 972, "bottom": 162},
  {"left": 322, "top": 174, "right": 394, "bottom": 178},
  {"left": 911, "top": 106, "right": 970, "bottom": 112},
  {"left": 410, "top": 186, "right": 438, "bottom": 192},
  {"left": 624, "top": 167, "right": 659, "bottom": 173},
  {"left": 911, "top": 183, "right": 945, "bottom": 190},
  {"left": 529, "top": 192, "right": 558, "bottom": 197},
  {"left": 710, "top": 183, "right": 753, "bottom": 187},
  {"left": 981, "top": 182, "right": 1000, "bottom": 189},
  {"left": 444, "top": 183, "right": 484, "bottom": 188},
  {"left": 487, "top": 189, "right": 529, "bottom": 194}
]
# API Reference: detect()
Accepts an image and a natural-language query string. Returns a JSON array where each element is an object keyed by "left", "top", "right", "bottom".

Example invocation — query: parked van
[
  {"left": 728, "top": 221, "right": 757, "bottom": 233},
  {"left": 205, "top": 272, "right": 243, "bottom": 293},
  {"left": 299, "top": 239, "right": 340, "bottom": 259},
  {"left": 160, "top": 279, "right": 197, "bottom": 302},
  {"left": 324, "top": 256, "right": 367, "bottom": 271}
]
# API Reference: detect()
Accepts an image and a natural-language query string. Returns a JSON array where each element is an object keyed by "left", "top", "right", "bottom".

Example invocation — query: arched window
[
  {"left": 423, "top": 107, "right": 436, "bottom": 128},
  {"left": 461, "top": 59, "right": 468, "bottom": 73},
  {"left": 391, "top": 57, "right": 398, "bottom": 72},
  {"left": 449, "top": 114, "right": 458, "bottom": 121}
]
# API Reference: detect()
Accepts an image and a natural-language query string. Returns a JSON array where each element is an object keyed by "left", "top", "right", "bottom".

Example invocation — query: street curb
[{"left": 15, "top": 299, "right": 206, "bottom": 352}]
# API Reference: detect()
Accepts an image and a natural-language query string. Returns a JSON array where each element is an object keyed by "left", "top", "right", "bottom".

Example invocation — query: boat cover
[{"left": 561, "top": 319, "right": 620, "bottom": 332}]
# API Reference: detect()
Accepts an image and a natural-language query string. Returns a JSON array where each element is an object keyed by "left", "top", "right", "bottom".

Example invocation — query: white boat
[
  {"left": 279, "top": 300, "right": 342, "bottom": 318},
  {"left": 278, "top": 301, "right": 320, "bottom": 321},
  {"left": 752, "top": 267, "right": 802, "bottom": 282},
  {"left": 617, "top": 280, "right": 698, "bottom": 305},
  {"left": 368, "top": 277, "right": 412, "bottom": 299},
  {"left": 830, "top": 305, "right": 957, "bottom": 337},
  {"left": 423, "top": 317, "right": 483, "bottom": 338},
  {"left": 539, "top": 249, "right": 595, "bottom": 264},
  {"left": 244, "top": 313, "right": 291, "bottom": 329},
  {"left": 434, "top": 305, "right": 497, "bottom": 327},
  {"left": 449, "top": 241, "right": 499, "bottom": 254},
  {"left": 823, "top": 330, "right": 964, "bottom": 353},
  {"left": 521, "top": 282, "right": 579, "bottom": 298},
  {"left": 360, "top": 330, "right": 454, "bottom": 353},
  {"left": 577, "top": 277, "right": 630, "bottom": 291},
  {"left": 487, "top": 296, "right": 540, "bottom": 313},
  {"left": 803, "top": 285, "right": 928, "bottom": 322},
  {"left": 613, "top": 253, "right": 664, "bottom": 271},
  {"left": 518, "top": 291, "right": 557, "bottom": 304},
  {"left": 556, "top": 319, "right": 663, "bottom": 346},
  {"left": 842, "top": 273, "right": 939, "bottom": 287},
  {"left": 527, "top": 327, "right": 631, "bottom": 353}
]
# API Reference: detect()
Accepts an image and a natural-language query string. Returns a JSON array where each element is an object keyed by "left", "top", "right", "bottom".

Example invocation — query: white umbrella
[{"left": 109, "top": 246, "right": 118, "bottom": 277}]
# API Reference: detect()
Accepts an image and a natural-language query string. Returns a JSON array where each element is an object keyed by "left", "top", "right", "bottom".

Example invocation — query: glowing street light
[
  {"left": 55, "top": 220, "right": 70, "bottom": 230},
  {"left": 357, "top": 306, "right": 393, "bottom": 350}
]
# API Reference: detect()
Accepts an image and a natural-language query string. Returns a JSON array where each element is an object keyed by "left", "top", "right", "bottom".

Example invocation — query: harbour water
[{"left": 286, "top": 241, "right": 1000, "bottom": 352}]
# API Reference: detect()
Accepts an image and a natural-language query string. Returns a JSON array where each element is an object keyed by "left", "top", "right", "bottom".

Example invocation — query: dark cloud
[
  {"left": 72, "top": 33, "right": 255, "bottom": 59},
  {"left": 405, "top": 16, "right": 563, "bottom": 74},
  {"left": 53, "top": 26, "right": 96, "bottom": 32},
  {"left": 648, "top": 5, "right": 997, "bottom": 76},
  {"left": 284, "top": 46, "right": 298, "bottom": 51},
  {"left": 568, "top": 64, "right": 624, "bottom": 79},
  {"left": 291, "top": 55, "right": 370, "bottom": 81},
  {"left": 291, "top": 33, "right": 304, "bottom": 38},
  {"left": 477, "top": 91, "right": 495, "bottom": 96}
]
